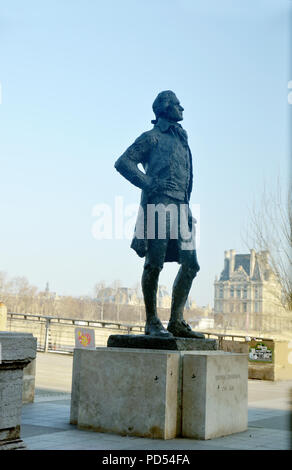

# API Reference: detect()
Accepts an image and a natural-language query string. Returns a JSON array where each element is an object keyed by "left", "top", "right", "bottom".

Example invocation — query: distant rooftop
[{"left": 219, "top": 249, "right": 272, "bottom": 282}]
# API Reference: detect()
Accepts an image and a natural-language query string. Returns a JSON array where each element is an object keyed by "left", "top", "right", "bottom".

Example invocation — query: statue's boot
[
  {"left": 167, "top": 319, "right": 205, "bottom": 338},
  {"left": 145, "top": 316, "right": 173, "bottom": 337}
]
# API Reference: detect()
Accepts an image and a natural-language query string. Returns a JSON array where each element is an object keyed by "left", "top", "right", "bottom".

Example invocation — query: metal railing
[
  {"left": 7, "top": 312, "right": 145, "bottom": 353},
  {"left": 198, "top": 331, "right": 272, "bottom": 350},
  {"left": 6, "top": 311, "right": 272, "bottom": 354}
]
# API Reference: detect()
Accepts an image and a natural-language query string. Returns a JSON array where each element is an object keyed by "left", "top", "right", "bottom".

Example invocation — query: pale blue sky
[{"left": 0, "top": 0, "right": 291, "bottom": 306}]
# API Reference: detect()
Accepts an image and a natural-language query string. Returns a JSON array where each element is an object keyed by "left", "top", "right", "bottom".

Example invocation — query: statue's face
[{"left": 165, "top": 94, "right": 184, "bottom": 122}]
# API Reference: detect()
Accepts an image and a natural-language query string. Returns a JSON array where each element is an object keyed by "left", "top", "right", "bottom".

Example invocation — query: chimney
[
  {"left": 224, "top": 250, "right": 230, "bottom": 273},
  {"left": 229, "top": 249, "right": 235, "bottom": 277},
  {"left": 259, "top": 250, "right": 269, "bottom": 267},
  {"left": 250, "top": 249, "right": 256, "bottom": 277}
]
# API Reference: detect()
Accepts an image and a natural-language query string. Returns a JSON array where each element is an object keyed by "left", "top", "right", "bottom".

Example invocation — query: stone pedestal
[
  {"left": 70, "top": 347, "right": 248, "bottom": 440},
  {"left": 107, "top": 334, "right": 218, "bottom": 351},
  {"left": 22, "top": 359, "right": 36, "bottom": 404},
  {"left": 71, "top": 348, "right": 180, "bottom": 439},
  {"left": 0, "top": 332, "right": 37, "bottom": 449},
  {"left": 182, "top": 351, "right": 248, "bottom": 439}
]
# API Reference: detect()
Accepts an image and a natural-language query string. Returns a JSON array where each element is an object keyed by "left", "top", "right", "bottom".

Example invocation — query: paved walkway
[{"left": 20, "top": 352, "right": 292, "bottom": 450}]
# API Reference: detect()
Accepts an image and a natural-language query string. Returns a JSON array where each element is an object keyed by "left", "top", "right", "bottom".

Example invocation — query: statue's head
[{"left": 152, "top": 90, "right": 184, "bottom": 123}]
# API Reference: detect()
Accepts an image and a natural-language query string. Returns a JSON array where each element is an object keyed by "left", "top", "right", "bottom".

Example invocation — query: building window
[
  {"left": 230, "top": 287, "right": 234, "bottom": 298},
  {"left": 236, "top": 288, "right": 241, "bottom": 298},
  {"left": 243, "top": 302, "right": 247, "bottom": 313},
  {"left": 219, "top": 287, "right": 223, "bottom": 299},
  {"left": 254, "top": 288, "right": 259, "bottom": 299},
  {"left": 254, "top": 302, "right": 259, "bottom": 313},
  {"left": 243, "top": 287, "right": 247, "bottom": 299}
]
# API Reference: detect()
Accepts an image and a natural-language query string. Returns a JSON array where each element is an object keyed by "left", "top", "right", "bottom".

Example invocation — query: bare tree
[
  {"left": 132, "top": 281, "right": 143, "bottom": 323},
  {"left": 244, "top": 179, "right": 292, "bottom": 310},
  {"left": 94, "top": 280, "right": 107, "bottom": 320},
  {"left": 94, "top": 280, "right": 106, "bottom": 296},
  {"left": 0, "top": 272, "right": 10, "bottom": 303},
  {"left": 111, "top": 280, "right": 122, "bottom": 322}
]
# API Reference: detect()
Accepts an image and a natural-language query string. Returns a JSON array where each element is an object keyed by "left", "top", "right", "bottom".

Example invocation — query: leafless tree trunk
[
  {"left": 94, "top": 280, "right": 107, "bottom": 320},
  {"left": 111, "top": 280, "right": 121, "bottom": 322},
  {"left": 244, "top": 178, "right": 292, "bottom": 310}
]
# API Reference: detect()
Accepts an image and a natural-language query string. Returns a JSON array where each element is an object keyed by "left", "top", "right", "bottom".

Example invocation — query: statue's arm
[{"left": 114, "top": 133, "right": 156, "bottom": 191}]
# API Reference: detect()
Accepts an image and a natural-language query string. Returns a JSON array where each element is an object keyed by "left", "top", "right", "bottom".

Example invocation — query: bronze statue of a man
[{"left": 114, "top": 90, "right": 203, "bottom": 338}]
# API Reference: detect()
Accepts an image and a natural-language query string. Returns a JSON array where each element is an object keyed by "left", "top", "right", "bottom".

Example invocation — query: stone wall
[
  {"left": 221, "top": 338, "right": 249, "bottom": 354},
  {"left": 220, "top": 338, "right": 292, "bottom": 380}
]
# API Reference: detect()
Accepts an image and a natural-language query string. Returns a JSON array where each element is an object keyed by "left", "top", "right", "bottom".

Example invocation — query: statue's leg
[
  {"left": 168, "top": 250, "right": 204, "bottom": 338},
  {"left": 142, "top": 238, "right": 172, "bottom": 336},
  {"left": 142, "top": 262, "right": 162, "bottom": 321},
  {"left": 169, "top": 249, "right": 199, "bottom": 322}
]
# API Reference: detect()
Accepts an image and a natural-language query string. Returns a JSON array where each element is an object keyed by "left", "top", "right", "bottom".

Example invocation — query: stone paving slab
[
  {"left": 250, "top": 413, "right": 291, "bottom": 431},
  {"left": 20, "top": 394, "right": 292, "bottom": 450},
  {"left": 18, "top": 353, "right": 292, "bottom": 451}
]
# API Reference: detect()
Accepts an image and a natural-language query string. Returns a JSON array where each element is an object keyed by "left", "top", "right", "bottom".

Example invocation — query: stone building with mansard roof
[{"left": 214, "top": 249, "right": 284, "bottom": 317}]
